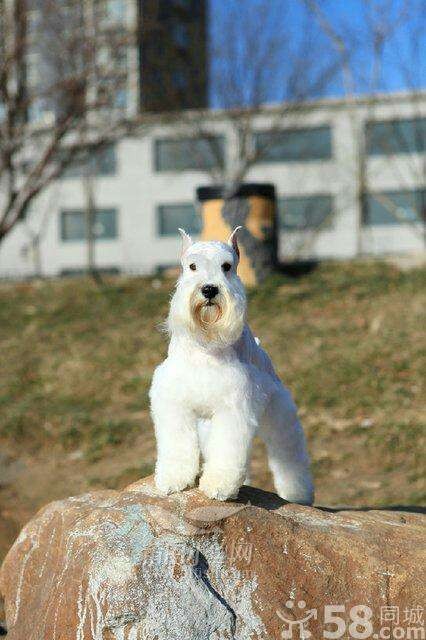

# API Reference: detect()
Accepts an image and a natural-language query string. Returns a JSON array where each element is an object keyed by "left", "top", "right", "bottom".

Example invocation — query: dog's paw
[
  {"left": 199, "top": 470, "right": 242, "bottom": 501},
  {"left": 155, "top": 467, "right": 197, "bottom": 495}
]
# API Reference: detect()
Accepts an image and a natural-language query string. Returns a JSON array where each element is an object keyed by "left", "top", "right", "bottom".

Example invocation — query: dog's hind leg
[{"left": 259, "top": 389, "right": 314, "bottom": 505}]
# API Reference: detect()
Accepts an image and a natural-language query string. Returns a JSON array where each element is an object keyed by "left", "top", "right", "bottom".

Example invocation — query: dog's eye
[
  {"left": 189, "top": 263, "right": 196, "bottom": 271},
  {"left": 222, "top": 262, "right": 232, "bottom": 272}
]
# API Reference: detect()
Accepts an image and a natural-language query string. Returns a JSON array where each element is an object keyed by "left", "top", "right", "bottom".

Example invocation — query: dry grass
[{"left": 0, "top": 261, "right": 425, "bottom": 560}]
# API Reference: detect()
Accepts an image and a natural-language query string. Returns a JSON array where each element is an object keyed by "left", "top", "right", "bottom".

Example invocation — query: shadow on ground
[{"left": 277, "top": 260, "right": 319, "bottom": 278}]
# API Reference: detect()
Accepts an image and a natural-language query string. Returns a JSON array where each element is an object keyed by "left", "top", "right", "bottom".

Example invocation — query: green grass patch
[{"left": 0, "top": 261, "right": 424, "bottom": 506}]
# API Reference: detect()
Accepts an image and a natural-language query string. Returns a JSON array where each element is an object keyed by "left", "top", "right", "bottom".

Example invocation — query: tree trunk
[{"left": 84, "top": 175, "right": 103, "bottom": 286}]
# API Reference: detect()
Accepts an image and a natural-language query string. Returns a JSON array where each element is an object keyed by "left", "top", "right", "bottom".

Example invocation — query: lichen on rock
[{"left": 0, "top": 476, "right": 424, "bottom": 639}]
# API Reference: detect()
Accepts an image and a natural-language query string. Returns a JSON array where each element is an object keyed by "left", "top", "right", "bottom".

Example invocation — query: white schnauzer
[{"left": 149, "top": 227, "right": 314, "bottom": 504}]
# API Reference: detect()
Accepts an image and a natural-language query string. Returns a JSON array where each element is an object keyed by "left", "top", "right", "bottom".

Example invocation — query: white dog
[{"left": 149, "top": 227, "right": 314, "bottom": 504}]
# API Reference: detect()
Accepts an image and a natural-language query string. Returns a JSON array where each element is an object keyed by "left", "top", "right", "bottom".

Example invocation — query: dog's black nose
[{"left": 201, "top": 284, "right": 219, "bottom": 300}]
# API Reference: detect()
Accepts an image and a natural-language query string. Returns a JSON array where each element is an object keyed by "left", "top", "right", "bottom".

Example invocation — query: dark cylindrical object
[{"left": 196, "top": 183, "right": 277, "bottom": 285}]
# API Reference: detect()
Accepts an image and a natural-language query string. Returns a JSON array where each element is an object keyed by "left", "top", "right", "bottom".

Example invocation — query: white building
[{"left": 0, "top": 91, "right": 425, "bottom": 279}]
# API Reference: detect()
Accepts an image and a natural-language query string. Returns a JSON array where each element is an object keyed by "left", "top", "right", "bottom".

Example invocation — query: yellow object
[{"left": 198, "top": 189, "right": 276, "bottom": 286}]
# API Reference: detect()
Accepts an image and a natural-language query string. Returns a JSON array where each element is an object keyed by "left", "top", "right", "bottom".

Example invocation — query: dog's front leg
[
  {"left": 153, "top": 401, "right": 199, "bottom": 495},
  {"left": 199, "top": 408, "right": 256, "bottom": 501}
]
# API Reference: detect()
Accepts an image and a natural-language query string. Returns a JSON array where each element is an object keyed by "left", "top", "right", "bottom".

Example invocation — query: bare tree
[
  {"left": 173, "top": 0, "right": 424, "bottom": 265},
  {"left": 82, "top": 165, "right": 100, "bottom": 284},
  {"left": 0, "top": 0, "right": 143, "bottom": 244},
  {"left": 161, "top": 0, "right": 340, "bottom": 277},
  {"left": 306, "top": 0, "right": 425, "bottom": 252},
  {"left": 21, "top": 181, "right": 59, "bottom": 277},
  {"left": 177, "top": 0, "right": 339, "bottom": 191}
]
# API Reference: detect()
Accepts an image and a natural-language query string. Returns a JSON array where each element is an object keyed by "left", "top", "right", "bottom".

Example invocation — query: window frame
[
  {"left": 156, "top": 202, "right": 201, "bottom": 237},
  {"left": 66, "top": 143, "right": 117, "bottom": 178},
  {"left": 362, "top": 189, "right": 426, "bottom": 227},
  {"left": 277, "top": 194, "right": 335, "bottom": 231},
  {"left": 60, "top": 207, "right": 119, "bottom": 242},
  {"left": 254, "top": 125, "right": 333, "bottom": 163},
  {"left": 154, "top": 135, "right": 225, "bottom": 172},
  {"left": 22, "top": 144, "right": 118, "bottom": 178},
  {"left": 366, "top": 117, "right": 426, "bottom": 156}
]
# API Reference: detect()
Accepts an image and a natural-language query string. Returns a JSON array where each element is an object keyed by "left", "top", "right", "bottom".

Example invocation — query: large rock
[{"left": 0, "top": 476, "right": 424, "bottom": 639}]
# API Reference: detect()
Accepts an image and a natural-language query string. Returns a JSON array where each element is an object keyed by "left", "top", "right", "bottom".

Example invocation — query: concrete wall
[{"left": 0, "top": 92, "right": 425, "bottom": 279}]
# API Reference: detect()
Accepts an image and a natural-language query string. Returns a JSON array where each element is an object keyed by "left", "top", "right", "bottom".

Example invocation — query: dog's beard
[
  {"left": 168, "top": 285, "right": 245, "bottom": 348},
  {"left": 192, "top": 298, "right": 223, "bottom": 328},
  {"left": 188, "top": 289, "right": 245, "bottom": 347}
]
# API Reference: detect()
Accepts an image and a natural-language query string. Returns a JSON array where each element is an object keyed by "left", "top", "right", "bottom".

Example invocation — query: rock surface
[{"left": 0, "top": 476, "right": 424, "bottom": 639}]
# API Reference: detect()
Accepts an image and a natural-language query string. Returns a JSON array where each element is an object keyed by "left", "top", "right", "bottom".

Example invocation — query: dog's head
[{"left": 167, "top": 227, "right": 246, "bottom": 348}]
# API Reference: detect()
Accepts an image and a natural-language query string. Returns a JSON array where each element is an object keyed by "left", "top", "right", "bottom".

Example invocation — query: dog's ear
[
  {"left": 178, "top": 228, "right": 193, "bottom": 257},
  {"left": 228, "top": 226, "right": 242, "bottom": 260}
]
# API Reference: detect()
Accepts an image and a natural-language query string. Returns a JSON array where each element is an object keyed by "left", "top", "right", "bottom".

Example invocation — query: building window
[
  {"left": 25, "top": 51, "right": 41, "bottom": 88},
  {"left": 60, "top": 208, "right": 118, "bottom": 241},
  {"left": 154, "top": 136, "right": 225, "bottom": 171},
  {"left": 363, "top": 190, "right": 425, "bottom": 226},
  {"left": 171, "top": 22, "right": 189, "bottom": 48},
  {"left": 97, "top": 44, "right": 128, "bottom": 71},
  {"left": 61, "top": 144, "right": 117, "bottom": 178},
  {"left": 277, "top": 195, "right": 334, "bottom": 230},
  {"left": 172, "top": 69, "right": 188, "bottom": 91},
  {"left": 95, "top": 0, "right": 126, "bottom": 25},
  {"left": 114, "top": 85, "right": 128, "bottom": 109},
  {"left": 254, "top": 126, "right": 332, "bottom": 162},
  {"left": 27, "top": 97, "right": 49, "bottom": 123},
  {"left": 107, "top": 0, "right": 125, "bottom": 21},
  {"left": 366, "top": 118, "right": 426, "bottom": 156},
  {"left": 26, "top": 9, "right": 41, "bottom": 35},
  {"left": 24, "top": 145, "right": 117, "bottom": 177},
  {"left": 157, "top": 203, "right": 201, "bottom": 236},
  {"left": 172, "top": 0, "right": 194, "bottom": 7},
  {"left": 97, "top": 77, "right": 128, "bottom": 110}
]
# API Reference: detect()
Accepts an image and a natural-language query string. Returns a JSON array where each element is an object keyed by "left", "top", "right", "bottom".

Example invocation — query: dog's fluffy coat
[{"left": 149, "top": 228, "right": 314, "bottom": 503}]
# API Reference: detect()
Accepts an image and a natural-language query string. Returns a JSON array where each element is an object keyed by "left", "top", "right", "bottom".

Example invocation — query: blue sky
[{"left": 208, "top": 0, "right": 425, "bottom": 108}]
